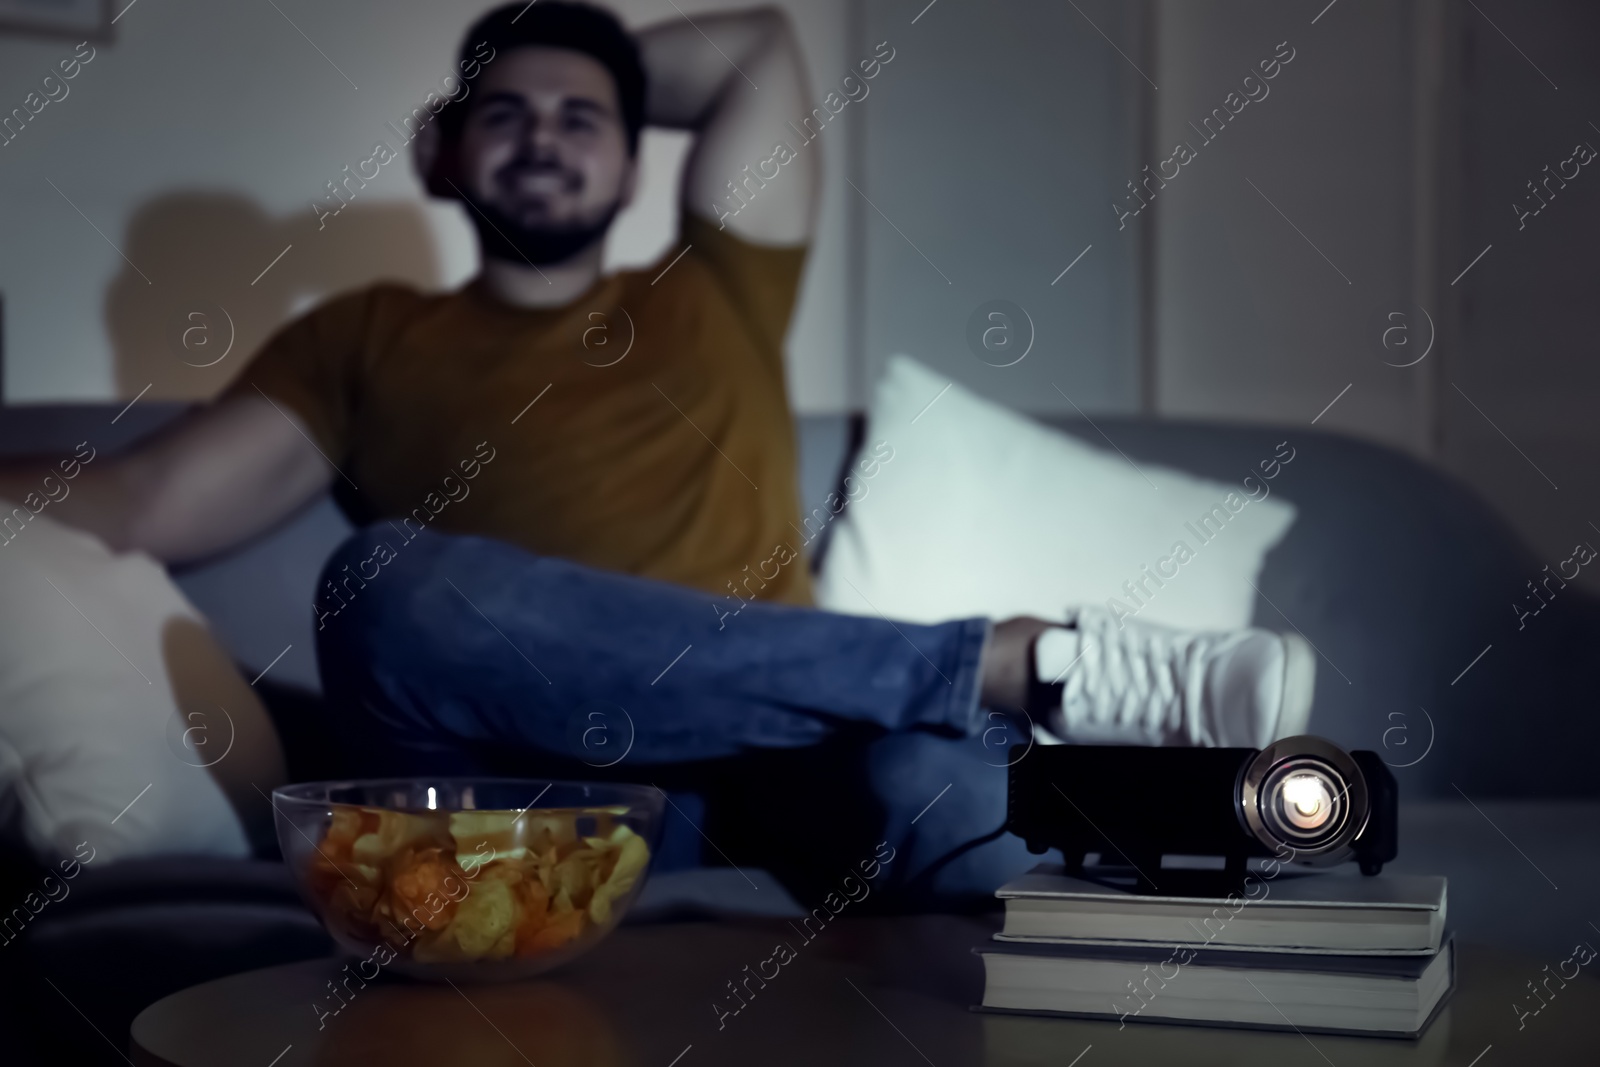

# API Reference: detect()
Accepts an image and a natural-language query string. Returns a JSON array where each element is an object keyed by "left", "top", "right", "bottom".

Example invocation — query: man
[{"left": 0, "top": 3, "right": 1311, "bottom": 903}]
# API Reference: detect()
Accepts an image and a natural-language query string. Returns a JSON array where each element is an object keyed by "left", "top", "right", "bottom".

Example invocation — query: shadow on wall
[{"left": 104, "top": 192, "right": 444, "bottom": 400}]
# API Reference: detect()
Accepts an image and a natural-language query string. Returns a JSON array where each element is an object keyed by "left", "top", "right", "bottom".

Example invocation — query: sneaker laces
[{"left": 1060, "top": 605, "right": 1214, "bottom": 745}]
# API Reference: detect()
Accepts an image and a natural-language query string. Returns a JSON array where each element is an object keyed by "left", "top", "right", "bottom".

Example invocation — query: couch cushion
[
  {"left": 0, "top": 506, "right": 285, "bottom": 863},
  {"left": 815, "top": 354, "right": 1300, "bottom": 631}
]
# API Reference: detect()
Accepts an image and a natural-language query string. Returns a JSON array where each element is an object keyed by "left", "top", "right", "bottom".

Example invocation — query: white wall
[
  {"left": 1443, "top": 0, "right": 1600, "bottom": 592},
  {"left": 858, "top": 0, "right": 1146, "bottom": 415},
  {"left": 1149, "top": 0, "right": 1421, "bottom": 452},
  {"left": 0, "top": 0, "right": 852, "bottom": 411},
  {"left": 1147, "top": 0, "right": 1600, "bottom": 591}
]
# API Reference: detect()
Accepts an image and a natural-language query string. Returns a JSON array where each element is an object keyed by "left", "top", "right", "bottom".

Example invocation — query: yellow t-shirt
[{"left": 232, "top": 213, "right": 813, "bottom": 605}]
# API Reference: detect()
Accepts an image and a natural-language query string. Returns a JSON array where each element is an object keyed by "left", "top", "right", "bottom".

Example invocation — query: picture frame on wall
[{"left": 0, "top": 0, "right": 112, "bottom": 40}]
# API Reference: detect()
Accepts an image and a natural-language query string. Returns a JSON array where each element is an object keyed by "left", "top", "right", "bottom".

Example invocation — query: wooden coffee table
[{"left": 131, "top": 915, "right": 1598, "bottom": 1066}]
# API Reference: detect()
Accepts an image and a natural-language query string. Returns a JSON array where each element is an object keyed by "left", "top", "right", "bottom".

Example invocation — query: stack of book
[{"left": 977, "top": 864, "right": 1452, "bottom": 1037}]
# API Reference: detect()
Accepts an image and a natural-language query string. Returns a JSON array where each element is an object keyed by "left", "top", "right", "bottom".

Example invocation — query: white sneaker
[{"left": 1033, "top": 606, "right": 1315, "bottom": 748}]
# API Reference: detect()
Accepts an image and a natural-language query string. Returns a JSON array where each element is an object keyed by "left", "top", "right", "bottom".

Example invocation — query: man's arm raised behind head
[
  {"left": 636, "top": 7, "right": 819, "bottom": 245},
  {"left": 0, "top": 393, "right": 335, "bottom": 565}
]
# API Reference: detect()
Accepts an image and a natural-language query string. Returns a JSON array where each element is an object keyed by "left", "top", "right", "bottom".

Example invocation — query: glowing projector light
[
  {"left": 1006, "top": 735, "right": 1398, "bottom": 885},
  {"left": 1282, "top": 775, "right": 1327, "bottom": 818}
]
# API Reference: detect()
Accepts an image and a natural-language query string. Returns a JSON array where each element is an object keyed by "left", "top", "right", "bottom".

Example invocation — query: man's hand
[
  {"left": 0, "top": 393, "right": 334, "bottom": 564},
  {"left": 636, "top": 7, "right": 818, "bottom": 245}
]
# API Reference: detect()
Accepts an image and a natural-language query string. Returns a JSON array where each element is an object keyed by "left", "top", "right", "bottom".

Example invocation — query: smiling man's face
[{"left": 455, "top": 46, "right": 637, "bottom": 264}]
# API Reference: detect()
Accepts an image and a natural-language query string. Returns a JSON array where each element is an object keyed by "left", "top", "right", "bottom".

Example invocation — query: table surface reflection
[{"left": 131, "top": 914, "right": 1600, "bottom": 1066}]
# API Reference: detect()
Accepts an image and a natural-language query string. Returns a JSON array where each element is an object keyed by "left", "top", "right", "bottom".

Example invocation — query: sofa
[{"left": 3, "top": 401, "right": 1597, "bottom": 1065}]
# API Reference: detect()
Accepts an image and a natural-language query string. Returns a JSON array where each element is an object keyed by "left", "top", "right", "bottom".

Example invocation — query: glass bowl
[{"left": 273, "top": 778, "right": 664, "bottom": 982}]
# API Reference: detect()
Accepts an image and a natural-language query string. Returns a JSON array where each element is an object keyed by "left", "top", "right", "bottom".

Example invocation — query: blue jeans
[{"left": 314, "top": 526, "right": 1041, "bottom": 907}]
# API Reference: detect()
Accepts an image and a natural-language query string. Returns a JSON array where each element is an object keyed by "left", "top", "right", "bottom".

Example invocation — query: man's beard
[{"left": 465, "top": 194, "right": 622, "bottom": 267}]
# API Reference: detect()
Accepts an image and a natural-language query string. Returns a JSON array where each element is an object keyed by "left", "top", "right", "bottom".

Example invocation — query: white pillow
[
  {"left": 0, "top": 503, "right": 285, "bottom": 863},
  {"left": 814, "top": 355, "right": 1298, "bottom": 630}
]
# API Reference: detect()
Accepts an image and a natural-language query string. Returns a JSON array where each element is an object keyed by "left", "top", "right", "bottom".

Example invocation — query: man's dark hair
[{"left": 439, "top": 1, "right": 646, "bottom": 156}]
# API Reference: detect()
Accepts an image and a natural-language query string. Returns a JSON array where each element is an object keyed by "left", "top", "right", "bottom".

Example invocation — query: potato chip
[
  {"left": 450, "top": 811, "right": 530, "bottom": 868},
  {"left": 450, "top": 878, "right": 521, "bottom": 958},
  {"left": 588, "top": 829, "right": 648, "bottom": 925},
  {"left": 351, "top": 809, "right": 446, "bottom": 867},
  {"left": 386, "top": 845, "right": 464, "bottom": 932},
  {"left": 520, "top": 908, "right": 587, "bottom": 956}
]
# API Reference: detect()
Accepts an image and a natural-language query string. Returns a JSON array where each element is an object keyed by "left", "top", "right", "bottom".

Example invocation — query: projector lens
[{"left": 1237, "top": 737, "right": 1370, "bottom": 863}]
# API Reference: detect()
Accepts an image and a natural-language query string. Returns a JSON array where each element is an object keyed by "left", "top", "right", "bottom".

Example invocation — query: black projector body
[{"left": 1007, "top": 736, "right": 1398, "bottom": 886}]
